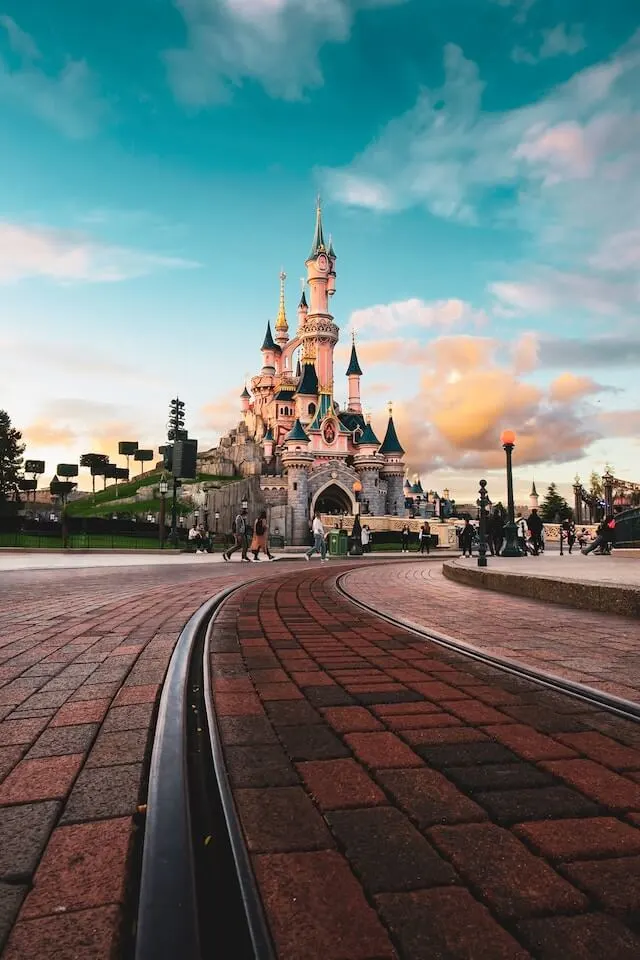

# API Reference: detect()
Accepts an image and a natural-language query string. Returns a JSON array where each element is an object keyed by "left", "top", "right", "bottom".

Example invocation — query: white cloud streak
[{"left": 0, "top": 221, "right": 200, "bottom": 284}]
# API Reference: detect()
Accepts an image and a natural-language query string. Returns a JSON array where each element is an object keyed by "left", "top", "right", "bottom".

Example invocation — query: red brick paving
[
  {"left": 208, "top": 565, "right": 640, "bottom": 958},
  {"left": 0, "top": 559, "right": 358, "bottom": 958}
]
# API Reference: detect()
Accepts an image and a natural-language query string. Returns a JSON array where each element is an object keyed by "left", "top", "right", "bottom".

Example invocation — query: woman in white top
[{"left": 305, "top": 513, "right": 328, "bottom": 561}]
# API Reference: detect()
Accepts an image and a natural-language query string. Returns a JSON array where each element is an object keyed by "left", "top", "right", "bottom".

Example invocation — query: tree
[
  {"left": 539, "top": 483, "right": 572, "bottom": 522},
  {"left": 80, "top": 453, "right": 109, "bottom": 498},
  {"left": 589, "top": 471, "right": 603, "bottom": 499},
  {"left": 0, "top": 409, "right": 25, "bottom": 505}
]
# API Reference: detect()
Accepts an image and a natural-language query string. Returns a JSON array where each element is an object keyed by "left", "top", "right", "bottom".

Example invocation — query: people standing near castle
[
  {"left": 489, "top": 510, "right": 504, "bottom": 557},
  {"left": 460, "top": 519, "right": 474, "bottom": 558},
  {"left": 566, "top": 519, "right": 576, "bottom": 553},
  {"left": 361, "top": 524, "right": 371, "bottom": 553},
  {"left": 401, "top": 524, "right": 410, "bottom": 553},
  {"left": 188, "top": 523, "right": 202, "bottom": 553},
  {"left": 223, "top": 507, "right": 251, "bottom": 562},
  {"left": 306, "top": 512, "right": 328, "bottom": 561},
  {"left": 251, "top": 510, "right": 274, "bottom": 561}
]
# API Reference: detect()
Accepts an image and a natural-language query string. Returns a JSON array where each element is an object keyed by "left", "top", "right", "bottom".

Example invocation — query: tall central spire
[
  {"left": 309, "top": 196, "right": 326, "bottom": 257},
  {"left": 274, "top": 269, "right": 288, "bottom": 346}
]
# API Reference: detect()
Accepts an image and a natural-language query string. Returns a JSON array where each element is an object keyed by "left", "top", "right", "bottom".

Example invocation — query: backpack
[{"left": 256, "top": 518, "right": 265, "bottom": 536}]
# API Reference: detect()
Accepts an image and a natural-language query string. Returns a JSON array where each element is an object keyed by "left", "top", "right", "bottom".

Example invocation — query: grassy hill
[{"left": 66, "top": 472, "right": 236, "bottom": 518}]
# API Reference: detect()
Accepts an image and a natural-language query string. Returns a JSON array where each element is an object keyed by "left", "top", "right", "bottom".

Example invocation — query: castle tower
[
  {"left": 261, "top": 321, "right": 280, "bottom": 374},
  {"left": 529, "top": 480, "right": 539, "bottom": 511},
  {"left": 354, "top": 414, "right": 384, "bottom": 515},
  {"left": 274, "top": 270, "right": 289, "bottom": 351},
  {"left": 295, "top": 339, "right": 319, "bottom": 423},
  {"left": 281, "top": 419, "right": 314, "bottom": 545},
  {"left": 297, "top": 281, "right": 308, "bottom": 333},
  {"left": 240, "top": 384, "right": 251, "bottom": 413},
  {"left": 346, "top": 334, "right": 363, "bottom": 414},
  {"left": 379, "top": 403, "right": 406, "bottom": 516},
  {"left": 302, "top": 199, "right": 339, "bottom": 389}
]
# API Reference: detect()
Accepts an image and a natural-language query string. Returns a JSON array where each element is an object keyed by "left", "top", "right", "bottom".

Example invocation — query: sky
[{"left": 0, "top": 0, "right": 639, "bottom": 502}]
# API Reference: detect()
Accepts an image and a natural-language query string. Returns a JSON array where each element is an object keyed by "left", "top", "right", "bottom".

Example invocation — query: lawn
[
  {"left": 66, "top": 472, "right": 236, "bottom": 518},
  {"left": 0, "top": 533, "right": 173, "bottom": 550}
]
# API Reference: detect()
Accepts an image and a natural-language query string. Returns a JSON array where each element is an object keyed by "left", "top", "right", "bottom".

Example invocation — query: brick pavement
[
  {"left": 0, "top": 559, "right": 360, "bottom": 958},
  {"left": 212, "top": 568, "right": 640, "bottom": 959},
  {"left": 342, "top": 561, "right": 640, "bottom": 702}
]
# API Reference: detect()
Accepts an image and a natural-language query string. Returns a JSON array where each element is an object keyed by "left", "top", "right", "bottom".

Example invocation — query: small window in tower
[
  {"left": 375, "top": 479, "right": 378, "bottom": 487},
  {"left": 308, "top": 403, "right": 316, "bottom": 416},
  {"left": 293, "top": 482, "right": 298, "bottom": 491}
]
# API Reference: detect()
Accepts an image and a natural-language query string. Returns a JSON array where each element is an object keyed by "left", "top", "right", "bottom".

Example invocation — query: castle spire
[
  {"left": 261, "top": 320, "right": 276, "bottom": 352},
  {"left": 379, "top": 402, "right": 405, "bottom": 457},
  {"left": 309, "top": 196, "right": 326, "bottom": 258},
  {"left": 275, "top": 270, "right": 289, "bottom": 347},
  {"left": 346, "top": 333, "right": 363, "bottom": 376}
]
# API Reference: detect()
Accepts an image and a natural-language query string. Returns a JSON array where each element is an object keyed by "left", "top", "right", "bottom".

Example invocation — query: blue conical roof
[
  {"left": 379, "top": 415, "right": 405, "bottom": 456},
  {"left": 286, "top": 419, "right": 310, "bottom": 443},
  {"left": 357, "top": 421, "right": 379, "bottom": 446},
  {"left": 297, "top": 362, "right": 319, "bottom": 396},
  {"left": 241, "top": 385, "right": 251, "bottom": 399},
  {"left": 346, "top": 341, "right": 363, "bottom": 377},
  {"left": 263, "top": 426, "right": 274, "bottom": 442},
  {"left": 309, "top": 201, "right": 326, "bottom": 258},
  {"left": 261, "top": 321, "right": 277, "bottom": 351}
]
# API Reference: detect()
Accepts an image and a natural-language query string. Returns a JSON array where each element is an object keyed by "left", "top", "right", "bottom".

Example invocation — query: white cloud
[
  {"left": 166, "top": 0, "right": 403, "bottom": 103},
  {"left": 0, "top": 17, "right": 108, "bottom": 138},
  {"left": 513, "top": 23, "right": 586, "bottom": 65},
  {"left": 491, "top": 0, "right": 536, "bottom": 24},
  {"left": 490, "top": 269, "right": 639, "bottom": 318},
  {"left": 0, "top": 221, "right": 200, "bottom": 284},
  {"left": 349, "top": 297, "right": 487, "bottom": 335}
]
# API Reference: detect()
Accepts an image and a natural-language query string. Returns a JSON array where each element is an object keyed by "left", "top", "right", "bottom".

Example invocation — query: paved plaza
[{"left": 2, "top": 555, "right": 640, "bottom": 958}]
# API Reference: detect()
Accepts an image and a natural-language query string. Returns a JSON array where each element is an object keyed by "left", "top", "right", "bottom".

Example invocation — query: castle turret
[
  {"left": 282, "top": 419, "right": 314, "bottom": 544},
  {"left": 346, "top": 334, "right": 363, "bottom": 414},
  {"left": 529, "top": 480, "right": 539, "bottom": 511},
  {"left": 327, "top": 234, "right": 336, "bottom": 297},
  {"left": 263, "top": 425, "right": 274, "bottom": 461},
  {"left": 295, "top": 353, "right": 320, "bottom": 423},
  {"left": 274, "top": 270, "right": 289, "bottom": 350},
  {"left": 297, "top": 283, "right": 308, "bottom": 332},
  {"left": 379, "top": 403, "right": 406, "bottom": 516},
  {"left": 240, "top": 384, "right": 251, "bottom": 413},
  {"left": 354, "top": 414, "right": 385, "bottom": 515},
  {"left": 261, "top": 321, "right": 280, "bottom": 374}
]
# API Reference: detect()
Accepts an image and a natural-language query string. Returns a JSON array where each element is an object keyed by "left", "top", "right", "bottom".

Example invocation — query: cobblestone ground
[
  {"left": 342, "top": 562, "right": 640, "bottom": 702},
  {"left": 0, "top": 559, "right": 357, "bottom": 958},
  {"left": 212, "top": 568, "right": 640, "bottom": 960}
]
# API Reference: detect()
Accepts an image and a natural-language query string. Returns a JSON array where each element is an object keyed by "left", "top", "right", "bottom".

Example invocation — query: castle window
[
  {"left": 293, "top": 482, "right": 298, "bottom": 491},
  {"left": 308, "top": 403, "right": 316, "bottom": 416}
]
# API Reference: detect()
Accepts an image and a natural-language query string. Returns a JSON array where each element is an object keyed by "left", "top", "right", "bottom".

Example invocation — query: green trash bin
[{"left": 328, "top": 529, "right": 349, "bottom": 556}]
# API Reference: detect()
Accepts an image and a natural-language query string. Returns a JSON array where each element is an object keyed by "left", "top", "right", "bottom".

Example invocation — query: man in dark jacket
[{"left": 526, "top": 509, "right": 544, "bottom": 556}]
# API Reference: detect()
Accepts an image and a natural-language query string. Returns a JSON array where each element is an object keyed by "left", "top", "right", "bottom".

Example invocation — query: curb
[{"left": 443, "top": 559, "right": 640, "bottom": 619}]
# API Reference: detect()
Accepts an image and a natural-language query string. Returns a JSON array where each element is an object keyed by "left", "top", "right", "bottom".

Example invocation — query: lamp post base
[
  {"left": 501, "top": 522, "right": 523, "bottom": 557},
  {"left": 477, "top": 555, "right": 488, "bottom": 567}
]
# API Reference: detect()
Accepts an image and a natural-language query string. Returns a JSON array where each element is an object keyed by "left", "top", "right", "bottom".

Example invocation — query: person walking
[
  {"left": 490, "top": 510, "right": 504, "bottom": 556},
  {"left": 419, "top": 521, "right": 431, "bottom": 554},
  {"left": 305, "top": 512, "right": 328, "bottom": 561},
  {"left": 566, "top": 519, "right": 576, "bottom": 553},
  {"left": 583, "top": 515, "right": 616, "bottom": 555},
  {"left": 223, "top": 507, "right": 251, "bottom": 562},
  {"left": 251, "top": 510, "right": 274, "bottom": 561},
  {"left": 401, "top": 524, "right": 410, "bottom": 553},
  {"left": 460, "top": 519, "right": 474, "bottom": 558},
  {"left": 516, "top": 517, "right": 530, "bottom": 556},
  {"left": 527, "top": 509, "right": 544, "bottom": 556}
]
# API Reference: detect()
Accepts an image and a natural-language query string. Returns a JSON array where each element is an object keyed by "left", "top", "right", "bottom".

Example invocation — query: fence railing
[{"left": 614, "top": 507, "right": 640, "bottom": 549}]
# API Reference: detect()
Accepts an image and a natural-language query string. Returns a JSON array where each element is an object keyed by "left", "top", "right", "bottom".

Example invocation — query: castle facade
[{"left": 199, "top": 202, "right": 406, "bottom": 545}]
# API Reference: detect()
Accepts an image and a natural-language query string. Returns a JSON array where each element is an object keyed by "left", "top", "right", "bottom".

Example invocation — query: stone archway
[{"left": 312, "top": 481, "right": 355, "bottom": 516}]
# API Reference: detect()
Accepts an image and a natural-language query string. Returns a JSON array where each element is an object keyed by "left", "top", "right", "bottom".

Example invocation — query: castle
[{"left": 199, "top": 201, "right": 406, "bottom": 545}]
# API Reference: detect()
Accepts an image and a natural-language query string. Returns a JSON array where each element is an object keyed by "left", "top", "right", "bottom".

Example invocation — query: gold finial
[
  {"left": 366, "top": 409, "right": 372, "bottom": 424},
  {"left": 388, "top": 400, "right": 393, "bottom": 417},
  {"left": 275, "top": 269, "right": 288, "bottom": 331},
  {"left": 316, "top": 194, "right": 321, "bottom": 212}
]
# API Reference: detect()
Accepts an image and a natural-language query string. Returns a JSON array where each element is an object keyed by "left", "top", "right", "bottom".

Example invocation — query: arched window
[{"left": 308, "top": 403, "right": 316, "bottom": 416}]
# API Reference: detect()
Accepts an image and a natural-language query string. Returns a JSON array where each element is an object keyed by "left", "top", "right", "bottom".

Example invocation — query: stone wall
[{"left": 198, "top": 421, "right": 265, "bottom": 478}]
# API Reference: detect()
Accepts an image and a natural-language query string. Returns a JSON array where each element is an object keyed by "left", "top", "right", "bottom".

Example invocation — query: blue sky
[{"left": 0, "top": 0, "right": 639, "bottom": 500}]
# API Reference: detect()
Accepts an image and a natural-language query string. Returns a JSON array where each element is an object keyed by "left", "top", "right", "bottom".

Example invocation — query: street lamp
[
  {"left": 352, "top": 479, "right": 362, "bottom": 515},
  {"left": 500, "top": 429, "right": 522, "bottom": 557},
  {"left": 158, "top": 475, "right": 169, "bottom": 549},
  {"left": 215, "top": 511, "right": 220, "bottom": 534},
  {"left": 241, "top": 498, "right": 248, "bottom": 511},
  {"left": 477, "top": 479, "right": 489, "bottom": 568}
]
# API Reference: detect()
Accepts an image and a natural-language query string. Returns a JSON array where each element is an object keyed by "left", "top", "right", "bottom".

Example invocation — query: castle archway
[{"left": 312, "top": 481, "right": 355, "bottom": 516}]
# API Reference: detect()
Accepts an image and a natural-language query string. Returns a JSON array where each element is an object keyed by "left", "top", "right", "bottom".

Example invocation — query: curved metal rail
[
  {"left": 336, "top": 572, "right": 640, "bottom": 724},
  {"left": 135, "top": 582, "right": 275, "bottom": 960}
]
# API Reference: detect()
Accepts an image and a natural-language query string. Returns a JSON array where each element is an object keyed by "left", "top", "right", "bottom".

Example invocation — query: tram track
[
  {"left": 133, "top": 579, "right": 275, "bottom": 960},
  {"left": 336, "top": 571, "right": 640, "bottom": 725}
]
